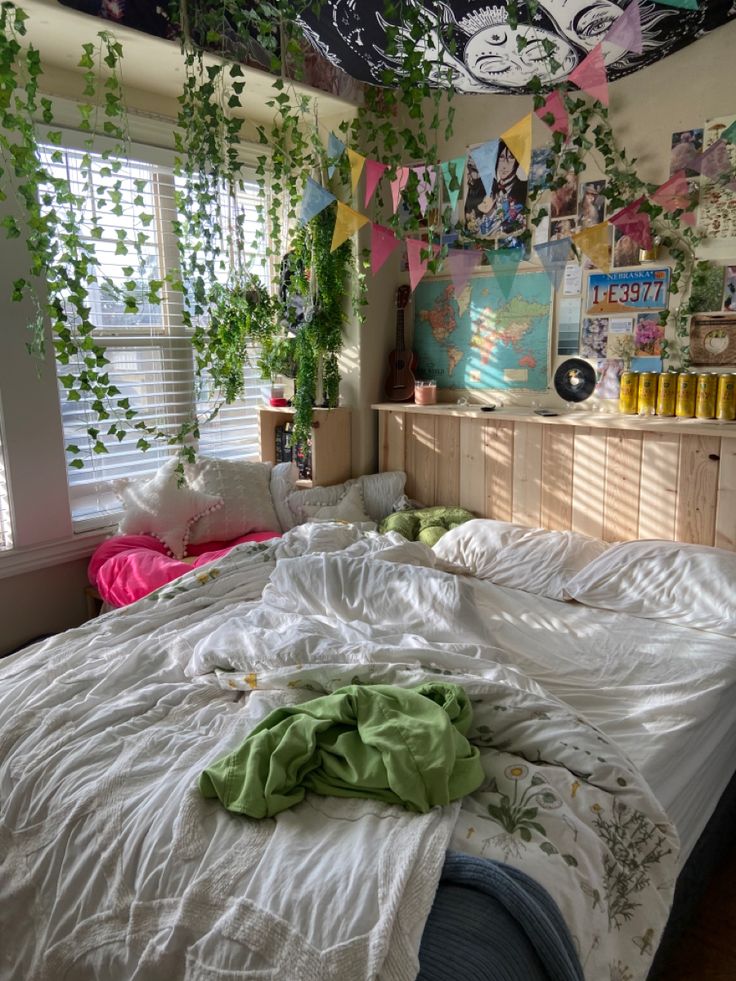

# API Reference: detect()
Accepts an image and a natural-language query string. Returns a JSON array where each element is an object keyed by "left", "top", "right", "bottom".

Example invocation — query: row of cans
[{"left": 619, "top": 370, "right": 736, "bottom": 420}]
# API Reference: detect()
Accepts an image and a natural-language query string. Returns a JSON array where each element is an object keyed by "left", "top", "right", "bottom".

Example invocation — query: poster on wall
[
  {"left": 698, "top": 115, "right": 736, "bottom": 240},
  {"left": 413, "top": 271, "right": 552, "bottom": 391},
  {"left": 586, "top": 268, "right": 671, "bottom": 315},
  {"left": 463, "top": 141, "right": 528, "bottom": 240}
]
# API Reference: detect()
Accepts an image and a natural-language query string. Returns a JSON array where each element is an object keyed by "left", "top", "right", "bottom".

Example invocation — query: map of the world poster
[{"left": 413, "top": 272, "right": 552, "bottom": 391}]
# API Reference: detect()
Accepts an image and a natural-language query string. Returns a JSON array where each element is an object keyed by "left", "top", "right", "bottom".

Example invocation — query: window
[{"left": 41, "top": 143, "right": 269, "bottom": 530}]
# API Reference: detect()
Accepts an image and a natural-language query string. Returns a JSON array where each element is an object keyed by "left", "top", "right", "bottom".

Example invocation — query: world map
[{"left": 413, "top": 272, "right": 552, "bottom": 391}]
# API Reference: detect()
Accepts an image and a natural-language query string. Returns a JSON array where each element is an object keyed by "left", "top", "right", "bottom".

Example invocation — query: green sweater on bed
[{"left": 199, "top": 682, "right": 484, "bottom": 818}]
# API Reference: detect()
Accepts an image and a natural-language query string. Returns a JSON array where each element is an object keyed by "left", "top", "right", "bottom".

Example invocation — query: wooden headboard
[{"left": 375, "top": 404, "right": 736, "bottom": 551}]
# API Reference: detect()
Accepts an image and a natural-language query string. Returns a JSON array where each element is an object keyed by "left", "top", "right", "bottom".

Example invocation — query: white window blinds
[{"left": 42, "top": 144, "right": 269, "bottom": 529}]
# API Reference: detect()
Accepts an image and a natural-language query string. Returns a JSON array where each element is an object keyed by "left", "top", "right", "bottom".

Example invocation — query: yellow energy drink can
[
  {"left": 716, "top": 373, "right": 736, "bottom": 421},
  {"left": 656, "top": 372, "right": 677, "bottom": 417},
  {"left": 696, "top": 372, "right": 718, "bottom": 419},
  {"left": 619, "top": 372, "right": 639, "bottom": 414},
  {"left": 637, "top": 372, "right": 657, "bottom": 415},
  {"left": 676, "top": 372, "right": 697, "bottom": 418}
]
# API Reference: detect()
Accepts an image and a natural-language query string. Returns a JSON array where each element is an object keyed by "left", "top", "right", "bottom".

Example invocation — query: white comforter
[{"left": 0, "top": 526, "right": 679, "bottom": 981}]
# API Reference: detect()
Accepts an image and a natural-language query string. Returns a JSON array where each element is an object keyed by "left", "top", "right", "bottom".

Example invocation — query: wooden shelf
[
  {"left": 372, "top": 402, "right": 736, "bottom": 439},
  {"left": 258, "top": 406, "right": 352, "bottom": 486}
]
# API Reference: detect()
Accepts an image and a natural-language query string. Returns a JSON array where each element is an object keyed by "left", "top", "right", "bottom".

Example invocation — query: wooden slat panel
[
  {"left": 512, "top": 421, "right": 542, "bottom": 527},
  {"left": 676, "top": 435, "right": 720, "bottom": 545},
  {"left": 638, "top": 432, "right": 680, "bottom": 541},
  {"left": 540, "top": 427, "right": 574, "bottom": 531},
  {"left": 715, "top": 437, "right": 736, "bottom": 550},
  {"left": 380, "top": 410, "right": 406, "bottom": 474},
  {"left": 603, "top": 430, "right": 643, "bottom": 542},
  {"left": 435, "top": 415, "right": 461, "bottom": 506},
  {"left": 571, "top": 427, "right": 607, "bottom": 540},
  {"left": 458, "top": 417, "right": 486, "bottom": 515},
  {"left": 405, "top": 414, "right": 438, "bottom": 504},
  {"left": 485, "top": 420, "right": 514, "bottom": 521}
]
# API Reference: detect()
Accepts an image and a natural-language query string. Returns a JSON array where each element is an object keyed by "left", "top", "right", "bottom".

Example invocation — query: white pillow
[
  {"left": 287, "top": 480, "right": 350, "bottom": 525},
  {"left": 115, "top": 459, "right": 223, "bottom": 559},
  {"left": 302, "top": 483, "right": 373, "bottom": 524},
  {"left": 270, "top": 461, "right": 299, "bottom": 531},
  {"left": 287, "top": 471, "right": 406, "bottom": 526},
  {"left": 565, "top": 539, "right": 736, "bottom": 636},
  {"left": 185, "top": 457, "right": 280, "bottom": 544},
  {"left": 432, "top": 518, "right": 609, "bottom": 601}
]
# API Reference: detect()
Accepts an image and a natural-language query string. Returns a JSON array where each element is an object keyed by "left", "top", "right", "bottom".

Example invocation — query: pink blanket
[{"left": 89, "top": 532, "right": 281, "bottom": 608}]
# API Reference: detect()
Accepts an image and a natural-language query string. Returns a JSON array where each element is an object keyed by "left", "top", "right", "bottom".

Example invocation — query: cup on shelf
[{"left": 414, "top": 380, "right": 437, "bottom": 405}]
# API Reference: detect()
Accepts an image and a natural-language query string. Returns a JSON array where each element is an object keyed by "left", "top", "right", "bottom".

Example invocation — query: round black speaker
[{"left": 553, "top": 359, "right": 596, "bottom": 403}]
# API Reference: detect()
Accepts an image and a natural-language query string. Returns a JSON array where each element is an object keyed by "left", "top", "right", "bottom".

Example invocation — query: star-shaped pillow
[{"left": 115, "top": 459, "right": 223, "bottom": 559}]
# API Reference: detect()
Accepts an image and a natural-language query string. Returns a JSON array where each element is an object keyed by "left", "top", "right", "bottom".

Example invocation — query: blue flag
[
  {"left": 485, "top": 247, "right": 524, "bottom": 299},
  {"left": 300, "top": 177, "right": 336, "bottom": 225},
  {"left": 469, "top": 140, "right": 499, "bottom": 196},
  {"left": 327, "top": 132, "right": 346, "bottom": 178},
  {"left": 535, "top": 238, "right": 573, "bottom": 292}
]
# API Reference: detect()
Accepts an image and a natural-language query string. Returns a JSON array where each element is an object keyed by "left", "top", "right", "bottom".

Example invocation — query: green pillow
[{"left": 379, "top": 506, "right": 474, "bottom": 544}]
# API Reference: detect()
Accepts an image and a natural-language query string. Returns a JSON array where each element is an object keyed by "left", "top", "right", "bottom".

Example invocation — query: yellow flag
[
  {"left": 331, "top": 201, "right": 369, "bottom": 252},
  {"left": 346, "top": 148, "right": 366, "bottom": 194},
  {"left": 500, "top": 113, "right": 532, "bottom": 175},
  {"left": 572, "top": 222, "right": 612, "bottom": 273}
]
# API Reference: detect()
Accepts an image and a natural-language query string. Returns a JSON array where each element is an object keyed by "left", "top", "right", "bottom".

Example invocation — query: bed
[{"left": 2, "top": 518, "right": 735, "bottom": 980}]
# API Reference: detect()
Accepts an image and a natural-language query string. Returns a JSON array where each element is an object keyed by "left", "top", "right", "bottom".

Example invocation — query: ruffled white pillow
[
  {"left": 185, "top": 457, "right": 281, "bottom": 544},
  {"left": 302, "top": 483, "right": 373, "bottom": 524},
  {"left": 115, "top": 459, "right": 223, "bottom": 559}
]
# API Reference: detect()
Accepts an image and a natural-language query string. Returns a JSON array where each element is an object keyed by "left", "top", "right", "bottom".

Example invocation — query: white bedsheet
[{"left": 467, "top": 578, "right": 736, "bottom": 859}]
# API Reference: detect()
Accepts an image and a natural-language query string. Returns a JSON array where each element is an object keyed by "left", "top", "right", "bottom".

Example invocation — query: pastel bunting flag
[
  {"left": 327, "top": 132, "right": 345, "bottom": 178},
  {"left": 370, "top": 223, "right": 402, "bottom": 276},
  {"left": 364, "top": 159, "right": 388, "bottom": 208},
  {"left": 721, "top": 120, "right": 736, "bottom": 146},
  {"left": 657, "top": 0, "right": 697, "bottom": 8},
  {"left": 501, "top": 114, "right": 532, "bottom": 175},
  {"left": 608, "top": 197, "right": 653, "bottom": 250},
  {"left": 568, "top": 43, "right": 609, "bottom": 107},
  {"left": 535, "top": 238, "right": 573, "bottom": 291},
  {"left": 534, "top": 91, "right": 569, "bottom": 137},
  {"left": 447, "top": 248, "right": 481, "bottom": 294},
  {"left": 413, "top": 165, "right": 437, "bottom": 216},
  {"left": 441, "top": 157, "right": 466, "bottom": 210},
  {"left": 651, "top": 170, "right": 693, "bottom": 212},
  {"left": 346, "top": 148, "right": 366, "bottom": 194},
  {"left": 331, "top": 201, "right": 369, "bottom": 252},
  {"left": 300, "top": 177, "right": 336, "bottom": 225},
  {"left": 406, "top": 238, "right": 440, "bottom": 293},
  {"left": 390, "top": 167, "right": 410, "bottom": 213},
  {"left": 486, "top": 246, "right": 524, "bottom": 299},
  {"left": 572, "top": 221, "right": 612, "bottom": 273},
  {"left": 692, "top": 139, "right": 732, "bottom": 180},
  {"left": 604, "top": 0, "right": 643, "bottom": 54},
  {"left": 469, "top": 140, "right": 499, "bottom": 196}
]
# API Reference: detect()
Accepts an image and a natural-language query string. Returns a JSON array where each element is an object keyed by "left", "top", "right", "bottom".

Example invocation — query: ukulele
[{"left": 384, "top": 285, "right": 416, "bottom": 402}]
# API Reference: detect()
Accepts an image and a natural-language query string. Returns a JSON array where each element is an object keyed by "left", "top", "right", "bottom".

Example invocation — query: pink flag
[
  {"left": 534, "top": 91, "right": 568, "bottom": 137},
  {"left": 692, "top": 139, "right": 732, "bottom": 180},
  {"left": 406, "top": 238, "right": 440, "bottom": 293},
  {"left": 568, "top": 43, "right": 609, "bottom": 106},
  {"left": 413, "top": 165, "right": 437, "bottom": 217},
  {"left": 651, "top": 171, "right": 692, "bottom": 212},
  {"left": 364, "top": 159, "right": 388, "bottom": 209},
  {"left": 390, "top": 167, "right": 410, "bottom": 213},
  {"left": 608, "top": 197, "right": 653, "bottom": 250},
  {"left": 447, "top": 249, "right": 481, "bottom": 293},
  {"left": 370, "top": 223, "right": 402, "bottom": 276},
  {"left": 604, "top": 1, "right": 643, "bottom": 54}
]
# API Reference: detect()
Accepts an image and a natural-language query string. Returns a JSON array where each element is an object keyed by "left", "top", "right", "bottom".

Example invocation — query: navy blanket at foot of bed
[{"left": 418, "top": 853, "right": 584, "bottom": 981}]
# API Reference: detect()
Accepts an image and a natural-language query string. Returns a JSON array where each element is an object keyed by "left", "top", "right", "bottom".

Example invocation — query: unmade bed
[{"left": 1, "top": 521, "right": 735, "bottom": 981}]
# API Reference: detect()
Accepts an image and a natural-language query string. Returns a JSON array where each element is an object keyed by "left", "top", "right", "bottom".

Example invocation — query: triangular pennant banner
[
  {"left": 568, "top": 43, "right": 609, "bottom": 107},
  {"left": 656, "top": 0, "right": 697, "bottom": 8},
  {"left": 692, "top": 139, "right": 732, "bottom": 180},
  {"left": 346, "top": 147, "right": 366, "bottom": 194},
  {"left": 370, "top": 223, "right": 402, "bottom": 276},
  {"left": 447, "top": 248, "right": 481, "bottom": 294},
  {"left": 470, "top": 140, "right": 499, "bottom": 196},
  {"left": 331, "top": 201, "right": 369, "bottom": 252},
  {"left": 327, "top": 132, "right": 345, "bottom": 179},
  {"left": 721, "top": 120, "right": 736, "bottom": 145},
  {"left": 501, "top": 114, "right": 532, "bottom": 175},
  {"left": 681, "top": 209, "right": 698, "bottom": 227},
  {"left": 364, "top": 159, "right": 388, "bottom": 208},
  {"left": 534, "top": 91, "right": 569, "bottom": 137},
  {"left": 486, "top": 247, "right": 523, "bottom": 299},
  {"left": 300, "top": 177, "right": 336, "bottom": 225},
  {"left": 572, "top": 221, "right": 612, "bottom": 273},
  {"left": 604, "top": 0, "right": 643, "bottom": 54},
  {"left": 406, "top": 238, "right": 440, "bottom": 293},
  {"left": 441, "top": 157, "right": 466, "bottom": 210},
  {"left": 651, "top": 170, "right": 692, "bottom": 212},
  {"left": 535, "top": 238, "right": 573, "bottom": 291},
  {"left": 413, "top": 165, "right": 437, "bottom": 216},
  {"left": 608, "top": 197, "right": 653, "bottom": 250},
  {"left": 390, "top": 166, "right": 410, "bottom": 213}
]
